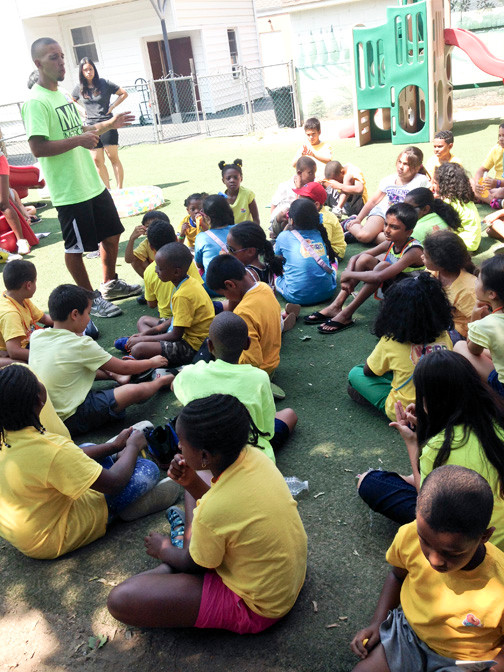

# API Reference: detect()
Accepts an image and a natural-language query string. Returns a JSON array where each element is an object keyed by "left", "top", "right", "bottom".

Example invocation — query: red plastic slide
[
  {"left": 444, "top": 28, "right": 504, "bottom": 81},
  {"left": 8, "top": 164, "right": 45, "bottom": 199}
]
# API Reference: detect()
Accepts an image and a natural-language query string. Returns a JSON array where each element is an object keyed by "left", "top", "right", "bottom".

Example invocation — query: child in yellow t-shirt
[
  {"left": 292, "top": 117, "right": 332, "bottom": 180},
  {"left": 475, "top": 122, "right": 504, "bottom": 208},
  {"left": 125, "top": 210, "right": 170, "bottom": 279},
  {"left": 424, "top": 129, "right": 462, "bottom": 178},
  {"left": 351, "top": 465, "right": 504, "bottom": 671},
  {"left": 218, "top": 159, "right": 260, "bottom": 225},
  {"left": 177, "top": 193, "right": 207, "bottom": 251},
  {"left": 206, "top": 254, "right": 282, "bottom": 376},
  {"left": 107, "top": 394, "right": 307, "bottom": 631},
  {"left": 0, "top": 364, "right": 162, "bottom": 559},
  {"left": 0, "top": 259, "right": 52, "bottom": 365},
  {"left": 126, "top": 243, "right": 214, "bottom": 366},
  {"left": 347, "top": 272, "right": 452, "bottom": 421}
]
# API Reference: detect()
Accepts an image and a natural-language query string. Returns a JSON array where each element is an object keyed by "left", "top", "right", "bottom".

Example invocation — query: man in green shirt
[{"left": 22, "top": 37, "right": 140, "bottom": 318}]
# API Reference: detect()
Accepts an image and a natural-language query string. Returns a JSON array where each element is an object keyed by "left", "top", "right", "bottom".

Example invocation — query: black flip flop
[
  {"left": 303, "top": 311, "right": 330, "bottom": 325},
  {"left": 317, "top": 319, "right": 355, "bottom": 335}
]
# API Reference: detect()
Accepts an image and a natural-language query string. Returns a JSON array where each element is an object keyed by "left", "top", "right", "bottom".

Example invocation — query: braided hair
[
  {"left": 218, "top": 159, "right": 243, "bottom": 177},
  {"left": 289, "top": 198, "right": 336, "bottom": 264},
  {"left": 177, "top": 394, "right": 267, "bottom": 474},
  {"left": 231, "top": 221, "right": 284, "bottom": 276},
  {"left": 0, "top": 365, "right": 45, "bottom": 448}
]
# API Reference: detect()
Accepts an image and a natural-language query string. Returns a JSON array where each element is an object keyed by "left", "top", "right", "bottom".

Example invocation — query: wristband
[
  {"left": 178, "top": 234, "right": 185, "bottom": 240},
  {"left": 498, "top": 180, "right": 502, "bottom": 188}
]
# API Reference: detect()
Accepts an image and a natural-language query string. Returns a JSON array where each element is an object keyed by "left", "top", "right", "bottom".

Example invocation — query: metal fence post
[
  {"left": 148, "top": 79, "right": 161, "bottom": 144},
  {"left": 288, "top": 60, "right": 301, "bottom": 128},
  {"left": 239, "top": 67, "right": 251, "bottom": 133},
  {"left": 244, "top": 67, "right": 255, "bottom": 133}
]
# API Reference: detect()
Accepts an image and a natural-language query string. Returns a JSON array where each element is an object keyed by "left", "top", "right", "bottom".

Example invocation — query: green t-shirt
[
  {"left": 21, "top": 84, "right": 104, "bottom": 206},
  {"left": 28, "top": 328, "right": 112, "bottom": 421},
  {"left": 420, "top": 424, "right": 504, "bottom": 551},
  {"left": 412, "top": 212, "right": 448, "bottom": 244},
  {"left": 173, "top": 359, "right": 276, "bottom": 462}
]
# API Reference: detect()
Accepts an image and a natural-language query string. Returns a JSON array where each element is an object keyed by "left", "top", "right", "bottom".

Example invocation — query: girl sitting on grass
[
  {"left": 432, "top": 162, "right": 482, "bottom": 252},
  {"left": 423, "top": 229, "right": 476, "bottom": 341},
  {"left": 403, "top": 187, "right": 461, "bottom": 243},
  {"left": 344, "top": 146, "right": 429, "bottom": 244},
  {"left": 107, "top": 394, "right": 307, "bottom": 632},
  {"left": 347, "top": 272, "right": 453, "bottom": 421},
  {"left": 218, "top": 159, "right": 260, "bottom": 225},
  {"left": 0, "top": 365, "right": 161, "bottom": 560},
  {"left": 306, "top": 203, "right": 424, "bottom": 334},
  {"left": 194, "top": 194, "right": 235, "bottom": 291},
  {"left": 274, "top": 198, "right": 337, "bottom": 306},
  {"left": 356, "top": 350, "right": 504, "bottom": 551},
  {"left": 177, "top": 192, "right": 208, "bottom": 251}
]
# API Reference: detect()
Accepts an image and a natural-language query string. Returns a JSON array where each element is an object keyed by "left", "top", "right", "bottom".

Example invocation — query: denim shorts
[
  {"left": 271, "top": 418, "right": 289, "bottom": 452},
  {"left": 64, "top": 388, "right": 125, "bottom": 436},
  {"left": 488, "top": 369, "right": 504, "bottom": 397},
  {"left": 358, "top": 469, "right": 417, "bottom": 525}
]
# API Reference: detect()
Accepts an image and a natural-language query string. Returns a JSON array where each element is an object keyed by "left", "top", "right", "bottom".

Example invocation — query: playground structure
[{"left": 352, "top": 0, "right": 504, "bottom": 146}]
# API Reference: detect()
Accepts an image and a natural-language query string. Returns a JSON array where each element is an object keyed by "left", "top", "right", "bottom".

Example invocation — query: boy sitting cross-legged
[
  {"left": 351, "top": 465, "right": 504, "bottom": 672},
  {"left": 126, "top": 243, "right": 214, "bottom": 365},
  {"left": 0, "top": 259, "right": 53, "bottom": 365},
  {"left": 205, "top": 255, "right": 282, "bottom": 376},
  {"left": 28, "top": 284, "right": 170, "bottom": 436},
  {"left": 172, "top": 311, "right": 297, "bottom": 463}
]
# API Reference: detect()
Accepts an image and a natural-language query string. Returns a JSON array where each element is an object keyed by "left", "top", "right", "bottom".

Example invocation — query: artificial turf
[{"left": 0, "top": 117, "right": 502, "bottom": 671}]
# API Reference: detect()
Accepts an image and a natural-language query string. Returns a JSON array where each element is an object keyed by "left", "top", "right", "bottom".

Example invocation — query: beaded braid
[
  {"left": 178, "top": 394, "right": 268, "bottom": 473},
  {"left": 0, "top": 366, "right": 45, "bottom": 448}
]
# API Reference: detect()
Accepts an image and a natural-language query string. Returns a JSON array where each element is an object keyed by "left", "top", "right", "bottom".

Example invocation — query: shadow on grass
[{"left": 452, "top": 118, "right": 502, "bottom": 137}]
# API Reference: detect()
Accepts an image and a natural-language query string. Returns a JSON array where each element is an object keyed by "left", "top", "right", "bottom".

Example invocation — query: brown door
[{"left": 147, "top": 37, "right": 199, "bottom": 117}]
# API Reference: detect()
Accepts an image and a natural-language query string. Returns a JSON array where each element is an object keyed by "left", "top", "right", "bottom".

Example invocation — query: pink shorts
[
  {"left": 194, "top": 571, "right": 280, "bottom": 634},
  {"left": 0, "top": 155, "right": 9, "bottom": 176}
]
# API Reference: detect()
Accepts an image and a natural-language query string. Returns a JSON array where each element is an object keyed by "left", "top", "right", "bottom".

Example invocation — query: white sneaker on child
[{"left": 16, "top": 239, "right": 30, "bottom": 255}]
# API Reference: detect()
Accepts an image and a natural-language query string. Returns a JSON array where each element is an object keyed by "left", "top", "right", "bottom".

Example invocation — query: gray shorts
[
  {"left": 159, "top": 338, "right": 196, "bottom": 366},
  {"left": 380, "top": 608, "right": 495, "bottom": 672},
  {"left": 368, "top": 203, "right": 387, "bottom": 221}
]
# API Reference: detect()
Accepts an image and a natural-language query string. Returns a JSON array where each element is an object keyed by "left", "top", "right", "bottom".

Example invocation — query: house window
[
  {"left": 70, "top": 26, "right": 98, "bottom": 65},
  {"left": 227, "top": 28, "right": 239, "bottom": 78}
]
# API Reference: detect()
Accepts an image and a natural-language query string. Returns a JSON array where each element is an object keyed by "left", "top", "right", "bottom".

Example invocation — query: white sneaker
[
  {"left": 90, "top": 290, "right": 122, "bottom": 318},
  {"left": 100, "top": 277, "right": 142, "bottom": 300},
  {"left": 16, "top": 239, "right": 30, "bottom": 255}
]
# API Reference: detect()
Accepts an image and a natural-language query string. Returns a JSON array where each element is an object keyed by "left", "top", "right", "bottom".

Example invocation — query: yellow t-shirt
[
  {"left": 293, "top": 141, "right": 332, "bottom": 179},
  {"left": 321, "top": 207, "right": 346, "bottom": 259},
  {"left": 387, "top": 521, "right": 504, "bottom": 660},
  {"left": 483, "top": 144, "right": 504, "bottom": 178},
  {"left": 133, "top": 238, "right": 156, "bottom": 263},
  {"left": 178, "top": 214, "right": 203, "bottom": 248},
  {"left": 29, "top": 329, "right": 112, "bottom": 421},
  {"left": 347, "top": 163, "right": 368, "bottom": 203},
  {"left": 171, "top": 275, "right": 214, "bottom": 351},
  {"left": 425, "top": 154, "right": 463, "bottom": 178},
  {"left": 0, "top": 427, "right": 107, "bottom": 559},
  {"left": 227, "top": 186, "right": 255, "bottom": 224},
  {"left": 468, "top": 313, "right": 504, "bottom": 382},
  {"left": 189, "top": 446, "right": 307, "bottom": 618},
  {"left": 143, "top": 260, "right": 203, "bottom": 319},
  {"left": 235, "top": 282, "right": 282, "bottom": 375},
  {"left": 419, "top": 424, "right": 504, "bottom": 551},
  {"left": 367, "top": 333, "right": 452, "bottom": 420},
  {"left": 0, "top": 293, "right": 44, "bottom": 350},
  {"left": 431, "top": 270, "right": 476, "bottom": 338}
]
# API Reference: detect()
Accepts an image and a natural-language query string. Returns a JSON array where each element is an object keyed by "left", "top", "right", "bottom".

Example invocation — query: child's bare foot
[
  {"left": 144, "top": 531, "right": 171, "bottom": 559},
  {"left": 109, "top": 372, "right": 132, "bottom": 385}
]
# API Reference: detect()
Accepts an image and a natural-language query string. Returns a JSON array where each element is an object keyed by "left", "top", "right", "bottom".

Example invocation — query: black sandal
[{"left": 303, "top": 311, "right": 330, "bottom": 325}]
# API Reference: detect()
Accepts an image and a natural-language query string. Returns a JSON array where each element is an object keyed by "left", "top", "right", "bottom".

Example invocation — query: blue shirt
[
  {"left": 274, "top": 229, "right": 337, "bottom": 305},
  {"left": 194, "top": 227, "right": 233, "bottom": 280}
]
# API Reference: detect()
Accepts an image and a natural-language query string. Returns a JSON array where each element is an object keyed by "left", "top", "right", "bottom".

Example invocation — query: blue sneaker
[
  {"left": 84, "top": 319, "right": 99, "bottom": 340},
  {"left": 114, "top": 336, "right": 129, "bottom": 352}
]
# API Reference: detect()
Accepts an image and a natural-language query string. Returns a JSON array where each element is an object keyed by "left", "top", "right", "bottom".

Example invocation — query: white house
[{"left": 1, "top": 0, "right": 263, "bottom": 115}]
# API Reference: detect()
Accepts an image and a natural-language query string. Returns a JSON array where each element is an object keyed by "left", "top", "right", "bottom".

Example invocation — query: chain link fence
[{"left": 0, "top": 62, "right": 299, "bottom": 165}]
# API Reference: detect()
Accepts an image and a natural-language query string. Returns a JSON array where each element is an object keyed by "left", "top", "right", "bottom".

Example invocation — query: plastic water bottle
[{"left": 284, "top": 477, "right": 309, "bottom": 496}]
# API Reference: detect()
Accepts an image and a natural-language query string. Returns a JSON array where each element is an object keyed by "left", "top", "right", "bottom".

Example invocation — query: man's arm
[{"left": 29, "top": 132, "right": 99, "bottom": 157}]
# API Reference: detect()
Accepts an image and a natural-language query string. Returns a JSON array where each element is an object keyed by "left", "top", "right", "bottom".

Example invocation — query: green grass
[{"left": 1, "top": 119, "right": 503, "bottom": 672}]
